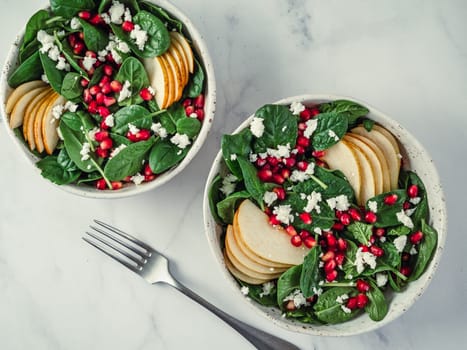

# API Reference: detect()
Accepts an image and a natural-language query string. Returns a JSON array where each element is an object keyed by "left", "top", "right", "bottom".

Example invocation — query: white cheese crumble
[
  {"left": 396, "top": 209, "right": 414, "bottom": 229},
  {"left": 80, "top": 142, "right": 91, "bottom": 161},
  {"left": 303, "top": 119, "right": 318, "bottom": 138},
  {"left": 48, "top": 45, "right": 60, "bottom": 61},
  {"left": 328, "top": 129, "right": 340, "bottom": 141},
  {"left": 312, "top": 287, "right": 323, "bottom": 296},
  {"left": 37, "top": 30, "right": 55, "bottom": 53},
  {"left": 82, "top": 55, "right": 97, "bottom": 71},
  {"left": 336, "top": 294, "right": 349, "bottom": 304},
  {"left": 87, "top": 127, "right": 99, "bottom": 141},
  {"left": 259, "top": 282, "right": 274, "bottom": 297},
  {"left": 380, "top": 236, "right": 386, "bottom": 243},
  {"left": 368, "top": 200, "right": 378, "bottom": 213},
  {"left": 110, "top": 144, "right": 127, "bottom": 158},
  {"left": 131, "top": 173, "right": 145, "bottom": 185},
  {"left": 109, "top": 1, "right": 125, "bottom": 24},
  {"left": 56, "top": 57, "right": 70, "bottom": 71},
  {"left": 289, "top": 101, "right": 305, "bottom": 115},
  {"left": 326, "top": 195, "right": 350, "bottom": 211},
  {"left": 151, "top": 122, "right": 167, "bottom": 138},
  {"left": 189, "top": 112, "right": 198, "bottom": 119},
  {"left": 314, "top": 227, "right": 322, "bottom": 235},
  {"left": 290, "top": 162, "right": 315, "bottom": 182},
  {"left": 250, "top": 117, "right": 265, "bottom": 138},
  {"left": 64, "top": 101, "right": 78, "bottom": 112},
  {"left": 51, "top": 105, "right": 64, "bottom": 121},
  {"left": 273, "top": 204, "right": 294, "bottom": 225},
  {"left": 267, "top": 144, "right": 291, "bottom": 159},
  {"left": 41, "top": 74, "right": 49, "bottom": 83},
  {"left": 105, "top": 114, "right": 115, "bottom": 127},
  {"left": 128, "top": 123, "right": 140, "bottom": 134},
  {"left": 123, "top": 7, "right": 132, "bottom": 22},
  {"left": 410, "top": 245, "right": 418, "bottom": 255},
  {"left": 355, "top": 247, "right": 377, "bottom": 274},
  {"left": 130, "top": 24, "right": 148, "bottom": 50},
  {"left": 101, "top": 13, "right": 111, "bottom": 24},
  {"left": 341, "top": 305, "right": 352, "bottom": 314},
  {"left": 220, "top": 174, "right": 238, "bottom": 196},
  {"left": 70, "top": 17, "right": 81, "bottom": 30},
  {"left": 283, "top": 289, "right": 309, "bottom": 308},
  {"left": 118, "top": 80, "right": 132, "bottom": 102},
  {"left": 303, "top": 191, "right": 322, "bottom": 213},
  {"left": 376, "top": 273, "right": 388, "bottom": 287},
  {"left": 170, "top": 133, "right": 191, "bottom": 149},
  {"left": 147, "top": 86, "right": 155, "bottom": 95},
  {"left": 230, "top": 154, "right": 237, "bottom": 161},
  {"left": 409, "top": 197, "right": 421, "bottom": 205},
  {"left": 393, "top": 235, "right": 407, "bottom": 253},
  {"left": 240, "top": 286, "right": 249, "bottom": 296},
  {"left": 249, "top": 153, "right": 258, "bottom": 163},
  {"left": 263, "top": 191, "right": 278, "bottom": 206}
]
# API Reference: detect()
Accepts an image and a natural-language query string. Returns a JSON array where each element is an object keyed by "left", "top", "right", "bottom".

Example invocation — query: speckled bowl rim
[
  {"left": 0, "top": 0, "right": 216, "bottom": 199},
  {"left": 203, "top": 94, "right": 447, "bottom": 336}
]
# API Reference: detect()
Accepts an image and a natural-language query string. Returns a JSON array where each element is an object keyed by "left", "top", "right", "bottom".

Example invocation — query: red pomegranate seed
[
  {"left": 95, "top": 147, "right": 108, "bottom": 158},
  {"left": 89, "top": 85, "right": 100, "bottom": 95},
  {"left": 402, "top": 252, "right": 410, "bottom": 262},
  {"left": 95, "top": 92, "right": 105, "bottom": 105},
  {"left": 126, "top": 132, "right": 138, "bottom": 142},
  {"left": 299, "top": 230, "right": 310, "bottom": 239},
  {"left": 182, "top": 98, "right": 192, "bottom": 107},
  {"left": 100, "top": 120, "right": 109, "bottom": 130},
  {"left": 85, "top": 50, "right": 97, "bottom": 59},
  {"left": 297, "top": 161, "right": 308, "bottom": 171},
  {"left": 195, "top": 109, "right": 205, "bottom": 121},
  {"left": 137, "top": 129, "right": 151, "bottom": 141},
  {"left": 283, "top": 157, "right": 296, "bottom": 168},
  {"left": 299, "top": 108, "right": 312, "bottom": 121},
  {"left": 269, "top": 214, "right": 280, "bottom": 226},
  {"left": 384, "top": 193, "right": 398, "bottom": 205},
  {"left": 295, "top": 145, "right": 305, "bottom": 154},
  {"left": 285, "top": 225, "right": 297, "bottom": 236},
  {"left": 80, "top": 78, "right": 89, "bottom": 87},
  {"left": 299, "top": 212, "right": 312, "bottom": 225},
  {"left": 365, "top": 211, "right": 377, "bottom": 224},
  {"left": 360, "top": 245, "right": 370, "bottom": 252},
  {"left": 100, "top": 138, "right": 113, "bottom": 150},
  {"left": 272, "top": 187, "right": 286, "bottom": 200},
  {"left": 410, "top": 231, "right": 424, "bottom": 244},
  {"left": 271, "top": 174, "right": 284, "bottom": 185},
  {"left": 337, "top": 238, "right": 347, "bottom": 251},
  {"left": 310, "top": 107, "right": 320, "bottom": 117},
  {"left": 291, "top": 234, "right": 302, "bottom": 247},
  {"left": 348, "top": 208, "right": 362, "bottom": 221},
  {"left": 78, "top": 11, "right": 91, "bottom": 20},
  {"left": 356, "top": 293, "right": 369, "bottom": 308},
  {"left": 194, "top": 94, "right": 205, "bottom": 108},
  {"left": 185, "top": 105, "right": 195, "bottom": 116},
  {"left": 332, "top": 222, "right": 344, "bottom": 231},
  {"left": 335, "top": 253, "right": 345, "bottom": 266},
  {"left": 400, "top": 266, "right": 411, "bottom": 276},
  {"left": 95, "top": 178, "right": 107, "bottom": 190},
  {"left": 68, "top": 33, "right": 77, "bottom": 47},
  {"left": 297, "top": 135, "right": 310, "bottom": 147},
  {"left": 73, "top": 41, "right": 85, "bottom": 55},
  {"left": 97, "top": 106, "right": 110, "bottom": 117},
  {"left": 280, "top": 168, "right": 289, "bottom": 180},
  {"left": 369, "top": 235, "right": 376, "bottom": 245},
  {"left": 356, "top": 279, "right": 370, "bottom": 293},
  {"left": 110, "top": 80, "right": 122, "bottom": 92},
  {"left": 102, "top": 64, "right": 113, "bottom": 76},
  {"left": 83, "top": 89, "right": 92, "bottom": 103},
  {"left": 94, "top": 131, "right": 109, "bottom": 142},
  {"left": 90, "top": 14, "right": 102, "bottom": 25},
  {"left": 326, "top": 233, "right": 337, "bottom": 248},
  {"left": 408, "top": 184, "right": 419, "bottom": 198},
  {"left": 403, "top": 201, "right": 411, "bottom": 210},
  {"left": 122, "top": 21, "right": 135, "bottom": 32},
  {"left": 122, "top": 176, "right": 132, "bottom": 182},
  {"left": 267, "top": 156, "right": 279, "bottom": 167},
  {"left": 370, "top": 245, "right": 384, "bottom": 257},
  {"left": 321, "top": 251, "right": 335, "bottom": 262},
  {"left": 99, "top": 76, "right": 110, "bottom": 87},
  {"left": 143, "top": 164, "right": 153, "bottom": 176},
  {"left": 324, "top": 259, "right": 337, "bottom": 273},
  {"left": 144, "top": 174, "right": 156, "bottom": 182},
  {"left": 347, "top": 297, "right": 358, "bottom": 310},
  {"left": 298, "top": 122, "right": 307, "bottom": 131},
  {"left": 101, "top": 83, "right": 111, "bottom": 95},
  {"left": 88, "top": 101, "right": 98, "bottom": 114},
  {"left": 340, "top": 213, "right": 351, "bottom": 226},
  {"left": 104, "top": 96, "right": 116, "bottom": 107},
  {"left": 374, "top": 227, "right": 386, "bottom": 237},
  {"left": 303, "top": 236, "right": 316, "bottom": 248},
  {"left": 78, "top": 32, "right": 84, "bottom": 40},
  {"left": 140, "top": 87, "right": 153, "bottom": 101},
  {"left": 111, "top": 181, "right": 123, "bottom": 190},
  {"left": 311, "top": 150, "right": 325, "bottom": 158},
  {"left": 326, "top": 270, "right": 338, "bottom": 282}
]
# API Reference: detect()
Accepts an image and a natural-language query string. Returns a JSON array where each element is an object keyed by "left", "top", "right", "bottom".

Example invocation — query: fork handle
[{"left": 168, "top": 281, "right": 300, "bottom": 350}]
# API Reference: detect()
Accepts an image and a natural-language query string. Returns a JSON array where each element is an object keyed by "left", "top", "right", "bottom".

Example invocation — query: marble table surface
[{"left": 0, "top": 0, "right": 466, "bottom": 349}]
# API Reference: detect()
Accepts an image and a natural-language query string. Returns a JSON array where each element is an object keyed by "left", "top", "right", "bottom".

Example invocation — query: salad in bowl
[
  {"left": 204, "top": 95, "right": 446, "bottom": 335},
  {"left": 0, "top": 0, "right": 215, "bottom": 197}
]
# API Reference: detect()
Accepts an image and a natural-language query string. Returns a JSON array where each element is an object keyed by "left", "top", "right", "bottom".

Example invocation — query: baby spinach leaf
[
  {"left": 155, "top": 103, "right": 186, "bottom": 134},
  {"left": 104, "top": 138, "right": 155, "bottom": 181},
  {"left": 59, "top": 39, "right": 88, "bottom": 77},
  {"left": 77, "top": 172, "right": 102, "bottom": 185},
  {"left": 237, "top": 156, "right": 264, "bottom": 210},
  {"left": 176, "top": 117, "right": 201, "bottom": 139},
  {"left": 314, "top": 166, "right": 356, "bottom": 200},
  {"left": 277, "top": 265, "right": 302, "bottom": 310},
  {"left": 319, "top": 100, "right": 369, "bottom": 126},
  {"left": 59, "top": 122, "right": 98, "bottom": 173},
  {"left": 252, "top": 104, "right": 297, "bottom": 153},
  {"left": 363, "top": 118, "right": 375, "bottom": 132},
  {"left": 112, "top": 105, "right": 152, "bottom": 134},
  {"left": 50, "top": 0, "right": 95, "bottom": 17},
  {"left": 149, "top": 140, "right": 188, "bottom": 174},
  {"left": 366, "top": 189, "right": 408, "bottom": 228},
  {"left": 314, "top": 287, "right": 359, "bottom": 324},
  {"left": 61, "top": 110, "right": 95, "bottom": 132},
  {"left": 21, "top": 10, "right": 50, "bottom": 51},
  {"left": 132, "top": 10, "right": 170, "bottom": 57},
  {"left": 311, "top": 112, "right": 348, "bottom": 151},
  {"left": 208, "top": 175, "right": 224, "bottom": 224},
  {"left": 61, "top": 72, "right": 83, "bottom": 102},
  {"left": 8, "top": 51, "right": 43, "bottom": 88},
  {"left": 387, "top": 226, "right": 411, "bottom": 236},
  {"left": 365, "top": 283, "right": 388, "bottom": 321},
  {"left": 186, "top": 58, "right": 205, "bottom": 98},
  {"left": 342, "top": 239, "right": 358, "bottom": 279},
  {"left": 79, "top": 19, "right": 109, "bottom": 52},
  {"left": 380, "top": 241, "right": 401, "bottom": 269},
  {"left": 36, "top": 150, "right": 81, "bottom": 185},
  {"left": 217, "top": 190, "right": 251, "bottom": 224},
  {"left": 20, "top": 38, "right": 40, "bottom": 63},
  {"left": 40, "top": 51, "right": 66, "bottom": 93},
  {"left": 238, "top": 281, "right": 278, "bottom": 307},
  {"left": 300, "top": 247, "right": 322, "bottom": 298},
  {"left": 347, "top": 222, "right": 373, "bottom": 246},
  {"left": 98, "top": 0, "right": 140, "bottom": 13},
  {"left": 221, "top": 128, "right": 253, "bottom": 179},
  {"left": 110, "top": 133, "right": 132, "bottom": 147},
  {"left": 141, "top": 1, "right": 183, "bottom": 32},
  {"left": 57, "top": 147, "right": 79, "bottom": 171},
  {"left": 283, "top": 309, "right": 321, "bottom": 324},
  {"left": 115, "top": 57, "right": 150, "bottom": 106},
  {"left": 409, "top": 219, "right": 438, "bottom": 281},
  {"left": 405, "top": 171, "right": 429, "bottom": 228}
]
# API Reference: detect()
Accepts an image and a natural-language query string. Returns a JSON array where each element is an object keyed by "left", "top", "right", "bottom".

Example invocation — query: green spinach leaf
[
  {"left": 239, "top": 281, "right": 278, "bottom": 307},
  {"left": 237, "top": 156, "right": 264, "bottom": 210},
  {"left": 79, "top": 19, "right": 109, "bottom": 52},
  {"left": 365, "top": 283, "right": 388, "bottom": 321},
  {"left": 409, "top": 219, "right": 438, "bottom": 281},
  {"left": 319, "top": 100, "right": 369, "bottom": 126},
  {"left": 347, "top": 222, "right": 373, "bottom": 246},
  {"left": 186, "top": 58, "right": 205, "bottom": 98},
  {"left": 8, "top": 51, "right": 43, "bottom": 88},
  {"left": 112, "top": 105, "right": 153, "bottom": 134},
  {"left": 149, "top": 139, "right": 188, "bottom": 174},
  {"left": 311, "top": 112, "right": 348, "bottom": 151},
  {"left": 21, "top": 10, "right": 50, "bottom": 51},
  {"left": 40, "top": 51, "right": 66, "bottom": 93},
  {"left": 277, "top": 265, "right": 302, "bottom": 310},
  {"left": 36, "top": 149, "right": 81, "bottom": 185},
  {"left": 176, "top": 117, "right": 201, "bottom": 139},
  {"left": 208, "top": 175, "right": 224, "bottom": 224},
  {"left": 314, "top": 287, "right": 359, "bottom": 324},
  {"left": 216, "top": 190, "right": 251, "bottom": 224},
  {"left": 300, "top": 247, "right": 322, "bottom": 298},
  {"left": 366, "top": 189, "right": 408, "bottom": 228},
  {"left": 141, "top": 1, "right": 183, "bottom": 32},
  {"left": 406, "top": 171, "right": 429, "bottom": 228},
  {"left": 221, "top": 128, "right": 253, "bottom": 179},
  {"left": 59, "top": 122, "right": 98, "bottom": 173},
  {"left": 115, "top": 57, "right": 150, "bottom": 106},
  {"left": 61, "top": 72, "right": 83, "bottom": 102},
  {"left": 50, "top": 0, "right": 95, "bottom": 17}
]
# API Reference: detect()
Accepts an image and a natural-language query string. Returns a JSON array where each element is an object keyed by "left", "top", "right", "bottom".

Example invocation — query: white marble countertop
[{"left": 0, "top": 0, "right": 466, "bottom": 349}]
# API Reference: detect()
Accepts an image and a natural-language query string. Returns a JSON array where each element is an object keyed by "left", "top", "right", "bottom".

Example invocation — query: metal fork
[{"left": 83, "top": 220, "right": 300, "bottom": 350}]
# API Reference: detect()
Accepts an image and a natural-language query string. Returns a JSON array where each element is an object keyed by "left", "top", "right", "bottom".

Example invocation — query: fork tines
[{"left": 83, "top": 220, "right": 152, "bottom": 272}]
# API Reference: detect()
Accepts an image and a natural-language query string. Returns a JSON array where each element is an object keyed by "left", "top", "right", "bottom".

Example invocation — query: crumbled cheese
[
  {"left": 41, "top": 74, "right": 49, "bottom": 83},
  {"left": 109, "top": 1, "right": 125, "bottom": 24},
  {"left": 410, "top": 245, "right": 418, "bottom": 255},
  {"left": 283, "top": 289, "right": 309, "bottom": 308},
  {"left": 48, "top": 46, "right": 60, "bottom": 61},
  {"left": 393, "top": 235, "right": 407, "bottom": 253},
  {"left": 281, "top": 125, "right": 287, "bottom": 132},
  {"left": 64, "top": 101, "right": 78, "bottom": 113},
  {"left": 151, "top": 122, "right": 167, "bottom": 138},
  {"left": 258, "top": 152, "right": 267, "bottom": 159},
  {"left": 312, "top": 287, "right": 323, "bottom": 296},
  {"left": 230, "top": 154, "right": 237, "bottom": 161},
  {"left": 101, "top": 13, "right": 111, "bottom": 24},
  {"left": 80, "top": 142, "right": 91, "bottom": 161},
  {"left": 273, "top": 205, "right": 294, "bottom": 225},
  {"left": 131, "top": 173, "right": 145, "bottom": 185},
  {"left": 303, "top": 191, "right": 322, "bottom": 213},
  {"left": 147, "top": 86, "right": 156, "bottom": 95},
  {"left": 56, "top": 57, "right": 70, "bottom": 71},
  {"left": 70, "top": 17, "right": 81, "bottom": 30},
  {"left": 189, "top": 112, "right": 198, "bottom": 119},
  {"left": 376, "top": 273, "right": 388, "bottom": 287},
  {"left": 380, "top": 236, "right": 386, "bottom": 243},
  {"left": 396, "top": 210, "right": 414, "bottom": 229},
  {"left": 130, "top": 24, "right": 148, "bottom": 50},
  {"left": 37, "top": 30, "right": 55, "bottom": 53},
  {"left": 116, "top": 39, "right": 130, "bottom": 53},
  {"left": 259, "top": 282, "right": 274, "bottom": 297},
  {"left": 123, "top": 7, "right": 132, "bottom": 22},
  {"left": 303, "top": 119, "right": 318, "bottom": 138},
  {"left": 263, "top": 191, "right": 278, "bottom": 206},
  {"left": 82, "top": 55, "right": 97, "bottom": 71},
  {"left": 368, "top": 200, "right": 378, "bottom": 213},
  {"left": 52, "top": 105, "right": 64, "bottom": 120},
  {"left": 128, "top": 123, "right": 140, "bottom": 134},
  {"left": 336, "top": 294, "right": 349, "bottom": 304},
  {"left": 267, "top": 144, "right": 291, "bottom": 159},
  {"left": 249, "top": 153, "right": 258, "bottom": 163},
  {"left": 341, "top": 305, "right": 352, "bottom": 314},
  {"left": 355, "top": 247, "right": 377, "bottom": 274},
  {"left": 220, "top": 174, "right": 237, "bottom": 196},
  {"left": 105, "top": 114, "right": 115, "bottom": 127},
  {"left": 326, "top": 195, "right": 350, "bottom": 211},
  {"left": 118, "top": 80, "right": 132, "bottom": 102},
  {"left": 405, "top": 208, "right": 416, "bottom": 217},
  {"left": 409, "top": 197, "right": 421, "bottom": 205},
  {"left": 240, "top": 286, "right": 249, "bottom": 296},
  {"left": 289, "top": 101, "right": 305, "bottom": 115},
  {"left": 110, "top": 144, "right": 127, "bottom": 158},
  {"left": 328, "top": 129, "right": 340, "bottom": 141},
  {"left": 88, "top": 127, "right": 99, "bottom": 141},
  {"left": 170, "top": 133, "right": 191, "bottom": 149},
  {"left": 290, "top": 162, "right": 315, "bottom": 182},
  {"left": 250, "top": 117, "right": 265, "bottom": 138},
  {"left": 314, "top": 227, "right": 322, "bottom": 235}
]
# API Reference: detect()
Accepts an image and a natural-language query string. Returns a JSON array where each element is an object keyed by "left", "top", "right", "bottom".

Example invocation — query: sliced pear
[
  {"left": 344, "top": 134, "right": 384, "bottom": 196},
  {"left": 225, "top": 225, "right": 287, "bottom": 275},
  {"left": 170, "top": 38, "right": 190, "bottom": 84},
  {"left": 9, "top": 86, "right": 47, "bottom": 129},
  {"left": 372, "top": 124, "right": 400, "bottom": 157},
  {"left": 143, "top": 56, "right": 170, "bottom": 109},
  {"left": 23, "top": 87, "right": 51, "bottom": 140},
  {"left": 346, "top": 140, "right": 376, "bottom": 204},
  {"left": 224, "top": 250, "right": 269, "bottom": 285},
  {"left": 170, "top": 32, "right": 194, "bottom": 73},
  {"left": 322, "top": 139, "right": 362, "bottom": 203},
  {"left": 164, "top": 50, "right": 184, "bottom": 103},
  {"left": 234, "top": 199, "right": 311, "bottom": 265},
  {"left": 26, "top": 90, "right": 55, "bottom": 150},
  {"left": 34, "top": 92, "right": 58, "bottom": 153},
  {"left": 159, "top": 55, "right": 175, "bottom": 108},
  {"left": 5, "top": 80, "right": 46, "bottom": 114},
  {"left": 42, "top": 95, "right": 66, "bottom": 155},
  {"left": 168, "top": 43, "right": 187, "bottom": 86},
  {"left": 351, "top": 126, "right": 400, "bottom": 190}
]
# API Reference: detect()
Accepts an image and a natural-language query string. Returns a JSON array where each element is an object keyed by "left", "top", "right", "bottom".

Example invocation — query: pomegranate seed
[
  {"left": 324, "top": 259, "right": 337, "bottom": 273},
  {"left": 100, "top": 120, "right": 109, "bottom": 130},
  {"left": 98, "top": 106, "right": 110, "bottom": 117},
  {"left": 332, "top": 222, "right": 344, "bottom": 231},
  {"left": 137, "top": 129, "right": 151, "bottom": 141},
  {"left": 94, "top": 61, "right": 102, "bottom": 68},
  {"left": 402, "top": 252, "right": 410, "bottom": 262},
  {"left": 335, "top": 253, "right": 345, "bottom": 266},
  {"left": 365, "top": 211, "right": 377, "bottom": 224},
  {"left": 126, "top": 132, "right": 138, "bottom": 142},
  {"left": 408, "top": 184, "right": 419, "bottom": 198},
  {"left": 122, "top": 176, "right": 132, "bottom": 182},
  {"left": 194, "top": 94, "right": 205, "bottom": 108},
  {"left": 347, "top": 297, "right": 358, "bottom": 310},
  {"left": 284, "top": 157, "right": 296, "bottom": 168},
  {"left": 295, "top": 145, "right": 305, "bottom": 154},
  {"left": 144, "top": 174, "right": 156, "bottom": 182},
  {"left": 140, "top": 87, "right": 153, "bottom": 101},
  {"left": 100, "top": 138, "right": 113, "bottom": 150},
  {"left": 95, "top": 92, "right": 105, "bottom": 105},
  {"left": 299, "top": 212, "right": 312, "bottom": 225},
  {"left": 303, "top": 236, "right": 316, "bottom": 248},
  {"left": 374, "top": 227, "right": 386, "bottom": 237},
  {"left": 85, "top": 50, "right": 97, "bottom": 59},
  {"left": 106, "top": 53, "right": 115, "bottom": 63},
  {"left": 326, "top": 270, "right": 338, "bottom": 282},
  {"left": 348, "top": 208, "right": 362, "bottom": 221},
  {"left": 122, "top": 20, "right": 135, "bottom": 32},
  {"left": 299, "top": 230, "right": 310, "bottom": 239},
  {"left": 111, "top": 181, "right": 123, "bottom": 190},
  {"left": 384, "top": 193, "right": 398, "bottom": 205},
  {"left": 326, "top": 233, "right": 337, "bottom": 248},
  {"left": 400, "top": 266, "right": 411, "bottom": 276},
  {"left": 271, "top": 174, "right": 284, "bottom": 185},
  {"left": 99, "top": 75, "right": 110, "bottom": 87},
  {"left": 299, "top": 108, "right": 312, "bottom": 121},
  {"left": 95, "top": 147, "right": 108, "bottom": 158},
  {"left": 80, "top": 78, "right": 89, "bottom": 87},
  {"left": 182, "top": 98, "right": 192, "bottom": 107},
  {"left": 337, "top": 238, "right": 348, "bottom": 251},
  {"left": 102, "top": 64, "right": 113, "bottom": 76},
  {"left": 410, "top": 231, "right": 424, "bottom": 244},
  {"left": 110, "top": 80, "right": 122, "bottom": 92},
  {"left": 68, "top": 34, "right": 77, "bottom": 47},
  {"left": 78, "top": 11, "right": 91, "bottom": 20},
  {"left": 89, "top": 85, "right": 100, "bottom": 95},
  {"left": 298, "top": 122, "right": 307, "bottom": 131},
  {"left": 316, "top": 160, "right": 326, "bottom": 167},
  {"left": 267, "top": 156, "right": 280, "bottom": 167},
  {"left": 297, "top": 161, "right": 308, "bottom": 171},
  {"left": 195, "top": 108, "right": 205, "bottom": 121},
  {"left": 96, "top": 178, "right": 107, "bottom": 190},
  {"left": 360, "top": 245, "right": 370, "bottom": 252},
  {"left": 297, "top": 135, "right": 310, "bottom": 147},
  {"left": 83, "top": 89, "right": 92, "bottom": 103},
  {"left": 321, "top": 251, "right": 335, "bottom": 262},
  {"left": 143, "top": 164, "right": 153, "bottom": 176},
  {"left": 101, "top": 83, "right": 111, "bottom": 95},
  {"left": 272, "top": 187, "right": 286, "bottom": 200},
  {"left": 88, "top": 101, "right": 98, "bottom": 114},
  {"left": 255, "top": 158, "right": 267, "bottom": 168},
  {"left": 311, "top": 150, "right": 325, "bottom": 158},
  {"left": 281, "top": 168, "right": 291, "bottom": 179},
  {"left": 285, "top": 300, "right": 296, "bottom": 311},
  {"left": 356, "top": 293, "right": 369, "bottom": 308},
  {"left": 73, "top": 42, "right": 85, "bottom": 55},
  {"left": 370, "top": 245, "right": 384, "bottom": 257},
  {"left": 403, "top": 201, "right": 411, "bottom": 210},
  {"left": 78, "top": 32, "right": 84, "bottom": 40},
  {"left": 104, "top": 96, "right": 116, "bottom": 107},
  {"left": 310, "top": 107, "right": 320, "bottom": 117},
  {"left": 285, "top": 225, "right": 297, "bottom": 236},
  {"left": 291, "top": 234, "right": 302, "bottom": 247},
  {"left": 269, "top": 214, "right": 280, "bottom": 226},
  {"left": 90, "top": 14, "right": 102, "bottom": 25},
  {"left": 356, "top": 279, "right": 370, "bottom": 293},
  {"left": 94, "top": 131, "right": 109, "bottom": 142},
  {"left": 340, "top": 213, "right": 351, "bottom": 226},
  {"left": 185, "top": 105, "right": 195, "bottom": 116}
]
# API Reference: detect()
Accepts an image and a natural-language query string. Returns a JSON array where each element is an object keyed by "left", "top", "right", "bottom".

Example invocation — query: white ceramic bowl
[
  {"left": 0, "top": 0, "right": 216, "bottom": 198},
  {"left": 203, "top": 94, "right": 447, "bottom": 336}
]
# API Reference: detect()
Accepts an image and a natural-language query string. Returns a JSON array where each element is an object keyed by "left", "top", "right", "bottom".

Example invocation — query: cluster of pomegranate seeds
[
  {"left": 182, "top": 94, "right": 205, "bottom": 121},
  {"left": 318, "top": 231, "right": 349, "bottom": 282}
]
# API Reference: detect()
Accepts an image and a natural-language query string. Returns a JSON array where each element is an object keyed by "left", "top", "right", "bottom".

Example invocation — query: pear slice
[
  {"left": 168, "top": 43, "right": 187, "bottom": 87},
  {"left": 346, "top": 133, "right": 391, "bottom": 192},
  {"left": 170, "top": 32, "right": 194, "bottom": 73},
  {"left": 346, "top": 140, "right": 376, "bottom": 204},
  {"left": 143, "top": 56, "right": 169, "bottom": 109},
  {"left": 23, "top": 87, "right": 51, "bottom": 141},
  {"left": 225, "top": 225, "right": 287, "bottom": 275},
  {"left": 351, "top": 126, "right": 400, "bottom": 190},
  {"left": 9, "top": 86, "right": 47, "bottom": 128},
  {"left": 170, "top": 38, "right": 190, "bottom": 84},
  {"left": 164, "top": 50, "right": 184, "bottom": 103},
  {"left": 42, "top": 95, "right": 66, "bottom": 155},
  {"left": 372, "top": 125, "right": 400, "bottom": 157},
  {"left": 159, "top": 55, "right": 175, "bottom": 108},
  {"left": 5, "top": 80, "right": 46, "bottom": 114},
  {"left": 34, "top": 92, "right": 58, "bottom": 153},
  {"left": 26, "top": 90, "right": 55, "bottom": 150},
  {"left": 322, "top": 139, "right": 362, "bottom": 202},
  {"left": 224, "top": 250, "right": 269, "bottom": 285},
  {"left": 234, "top": 199, "right": 310, "bottom": 265},
  {"left": 344, "top": 134, "right": 384, "bottom": 196}
]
